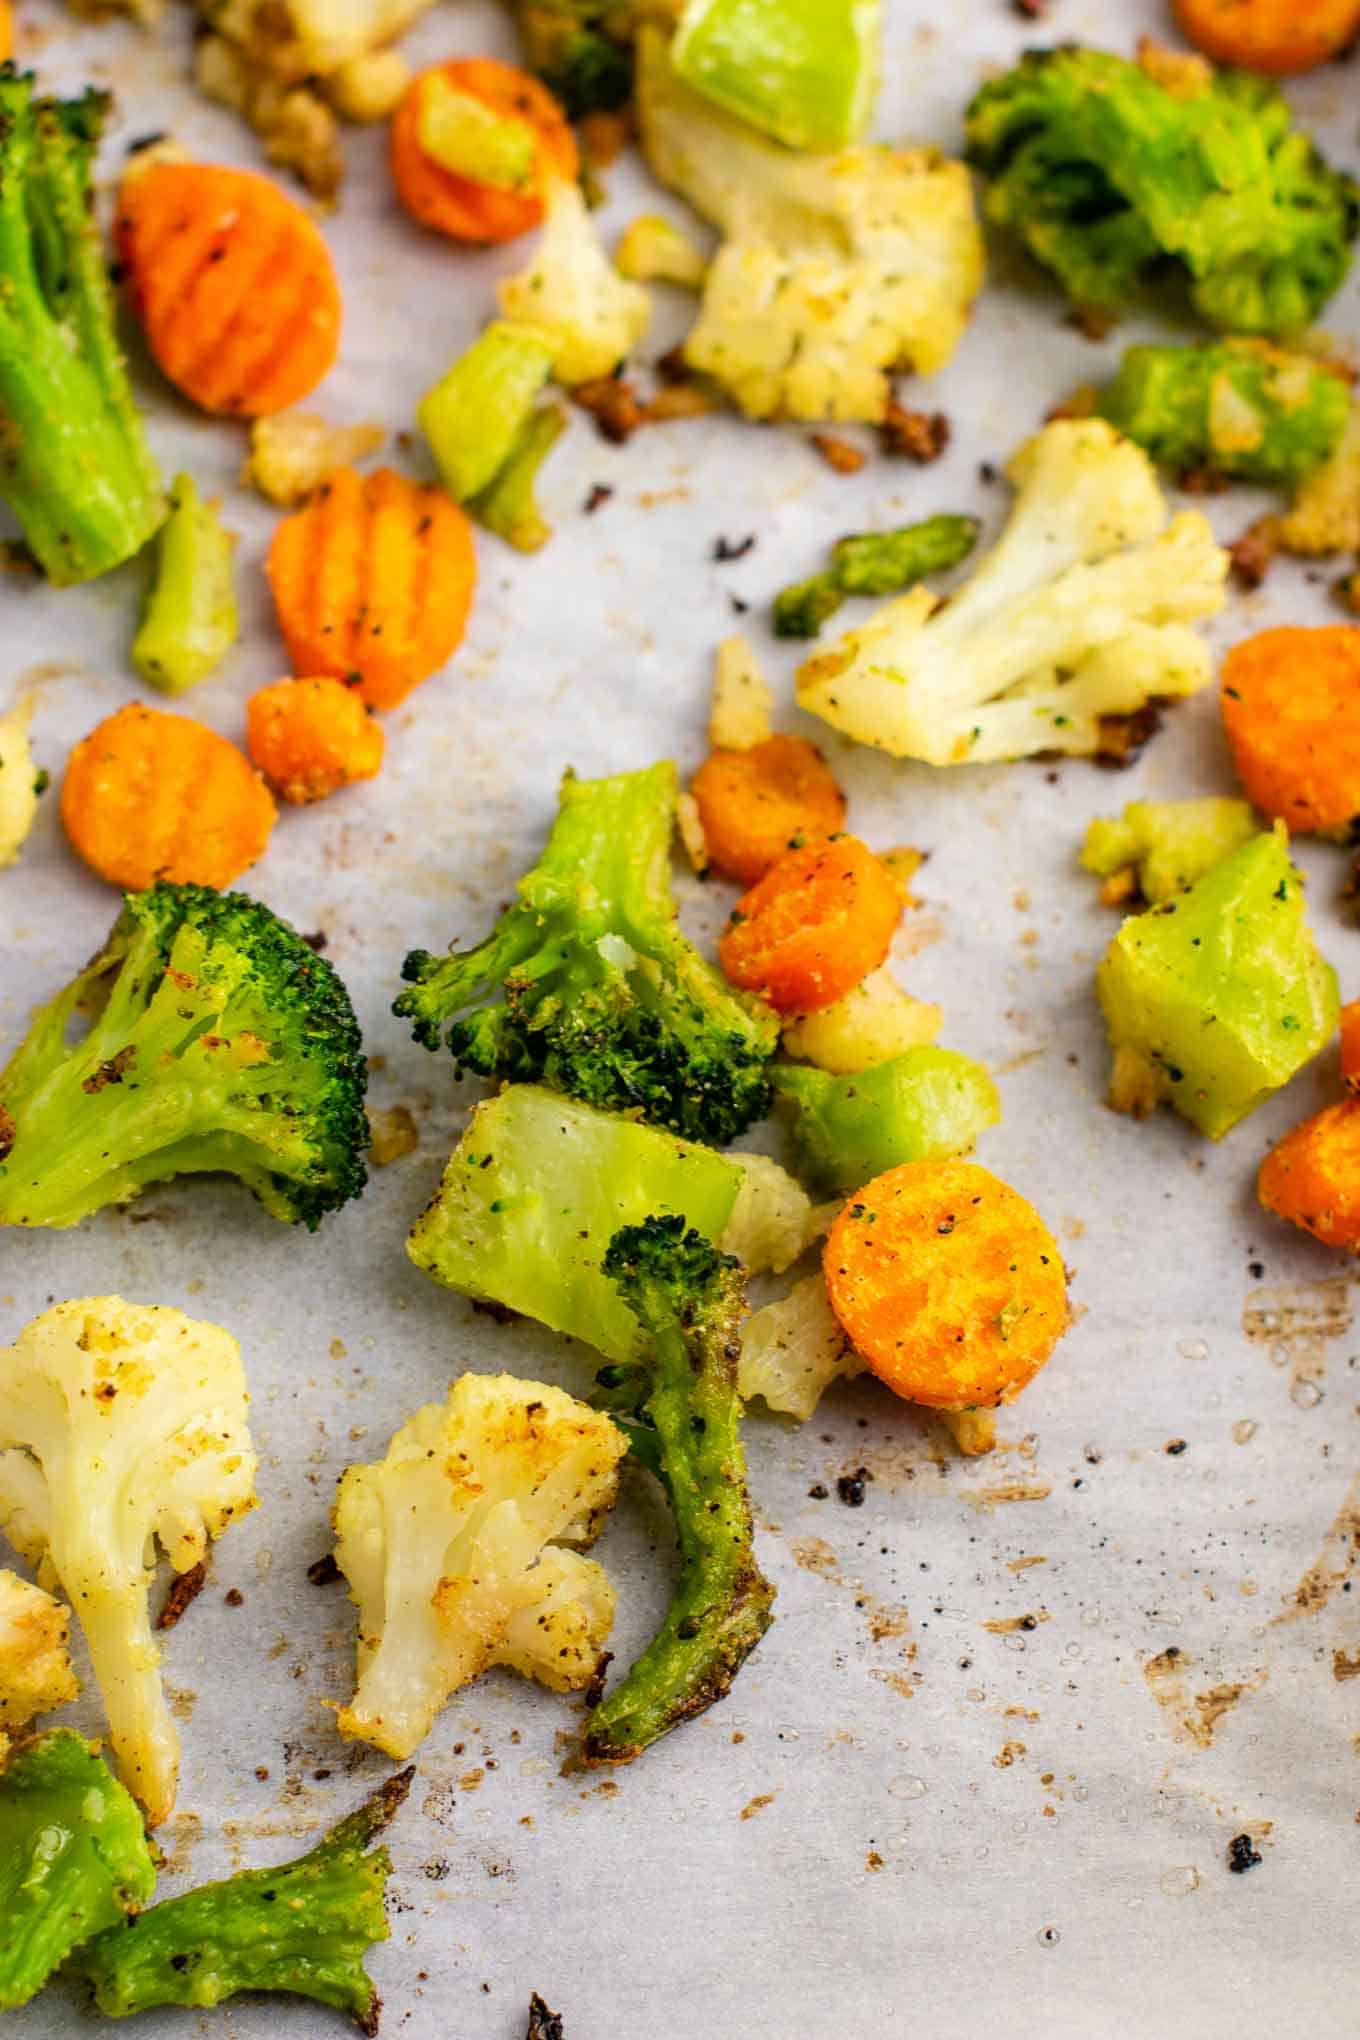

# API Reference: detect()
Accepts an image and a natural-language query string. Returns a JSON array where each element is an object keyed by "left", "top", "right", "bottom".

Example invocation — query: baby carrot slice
[
  {"left": 1220, "top": 626, "right": 1360, "bottom": 834},
  {"left": 690, "top": 733, "right": 846, "bottom": 885},
  {"left": 266, "top": 468, "right": 477, "bottom": 710},
  {"left": 390, "top": 58, "right": 577, "bottom": 245},
  {"left": 1341, "top": 1001, "right": 1360, "bottom": 1093},
  {"left": 246, "top": 677, "right": 385, "bottom": 805},
  {"left": 823, "top": 1159, "right": 1068, "bottom": 1409},
  {"left": 1258, "top": 1099, "right": 1360, "bottom": 1250},
  {"left": 115, "top": 161, "right": 341, "bottom": 418},
  {"left": 61, "top": 702, "right": 275, "bottom": 890},
  {"left": 718, "top": 835, "right": 901, "bottom": 1014},
  {"left": 1172, "top": 0, "right": 1360, "bottom": 74}
]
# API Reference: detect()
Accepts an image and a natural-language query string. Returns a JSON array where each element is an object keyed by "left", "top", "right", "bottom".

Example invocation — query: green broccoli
[
  {"left": 585, "top": 1216, "right": 775, "bottom": 1763},
  {"left": 0, "top": 69, "right": 164, "bottom": 585},
  {"left": 1096, "top": 824, "right": 1338, "bottom": 1138},
  {"left": 773, "top": 514, "right": 980, "bottom": 639},
  {"left": 772, "top": 1047, "right": 1001, "bottom": 1195},
  {"left": 1081, "top": 797, "right": 1259, "bottom": 905},
  {"left": 0, "top": 882, "right": 368, "bottom": 1229},
  {"left": 470, "top": 405, "right": 567, "bottom": 552},
  {"left": 965, "top": 49, "right": 1359, "bottom": 337},
  {"left": 395, "top": 761, "right": 778, "bottom": 1145},
  {"left": 419, "top": 323, "right": 566, "bottom": 553},
  {"left": 1098, "top": 341, "right": 1351, "bottom": 488},
  {"left": 0, "top": 1730, "right": 155, "bottom": 2012},
  {"left": 514, "top": 2, "right": 635, "bottom": 116},
  {"left": 131, "top": 473, "right": 239, "bottom": 694},
  {"left": 73, "top": 1768, "right": 412, "bottom": 2028}
]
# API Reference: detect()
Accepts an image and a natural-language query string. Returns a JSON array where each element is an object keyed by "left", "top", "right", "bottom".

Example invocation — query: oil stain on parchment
[
  {"left": 1275, "top": 1469, "right": 1360, "bottom": 1622},
  {"left": 788, "top": 1537, "right": 918, "bottom": 1695},
  {"left": 1242, "top": 1277, "right": 1352, "bottom": 1398},
  {"left": 1142, "top": 1647, "right": 1267, "bottom": 1748}
]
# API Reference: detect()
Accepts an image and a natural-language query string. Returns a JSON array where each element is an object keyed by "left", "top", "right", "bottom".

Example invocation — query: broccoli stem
[
  {"left": 0, "top": 74, "right": 164, "bottom": 585},
  {"left": 419, "top": 320, "right": 557, "bottom": 503},
  {"left": 469, "top": 403, "right": 567, "bottom": 552},
  {"left": 131, "top": 473, "right": 239, "bottom": 694},
  {"left": 74, "top": 1769, "right": 412, "bottom": 2028},
  {"left": 586, "top": 1218, "right": 775, "bottom": 1763},
  {"left": 773, "top": 514, "right": 979, "bottom": 638}
]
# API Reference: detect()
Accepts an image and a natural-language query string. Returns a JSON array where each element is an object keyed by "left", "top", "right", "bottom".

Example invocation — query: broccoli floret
[
  {"left": 1098, "top": 341, "right": 1351, "bottom": 488},
  {"left": 131, "top": 474, "right": 239, "bottom": 694},
  {"left": 0, "top": 1729, "right": 155, "bottom": 2011},
  {"left": 773, "top": 514, "right": 980, "bottom": 639},
  {"left": 396, "top": 762, "right": 777, "bottom": 1145},
  {"left": 585, "top": 1216, "right": 775, "bottom": 1763},
  {"left": 1081, "top": 797, "right": 1259, "bottom": 905},
  {"left": 0, "top": 882, "right": 368, "bottom": 1230},
  {"left": 772, "top": 1047, "right": 1001, "bottom": 1195},
  {"left": 0, "top": 70, "right": 164, "bottom": 585},
  {"left": 514, "top": 1, "right": 635, "bottom": 117},
  {"left": 73, "top": 1768, "right": 412, "bottom": 2027},
  {"left": 965, "top": 48, "right": 1359, "bottom": 338},
  {"left": 796, "top": 420, "right": 1227, "bottom": 766}
]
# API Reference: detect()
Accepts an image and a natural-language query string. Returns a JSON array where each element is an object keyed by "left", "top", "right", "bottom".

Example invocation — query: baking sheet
[{"left": 5, "top": 2, "right": 1360, "bottom": 2033}]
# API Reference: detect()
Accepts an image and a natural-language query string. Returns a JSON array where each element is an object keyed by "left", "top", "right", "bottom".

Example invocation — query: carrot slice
[
  {"left": 61, "top": 703, "right": 275, "bottom": 890},
  {"left": 246, "top": 677, "right": 385, "bottom": 805},
  {"left": 690, "top": 734, "right": 846, "bottom": 885},
  {"left": 1172, "top": 0, "right": 1360, "bottom": 74},
  {"left": 1220, "top": 625, "right": 1360, "bottom": 834},
  {"left": 1341, "top": 1001, "right": 1360, "bottom": 1094},
  {"left": 823, "top": 1159, "right": 1068, "bottom": 1409},
  {"left": 390, "top": 58, "right": 577, "bottom": 245},
  {"left": 266, "top": 468, "right": 477, "bottom": 710},
  {"left": 115, "top": 161, "right": 341, "bottom": 418},
  {"left": 1259, "top": 1099, "right": 1360, "bottom": 1250},
  {"left": 718, "top": 835, "right": 901, "bottom": 1014}
]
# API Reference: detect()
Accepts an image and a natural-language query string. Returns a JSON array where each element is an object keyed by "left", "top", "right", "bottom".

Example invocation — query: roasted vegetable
[
  {"left": 0, "top": 1572, "right": 77, "bottom": 1745},
  {"left": 1098, "top": 340, "right": 1350, "bottom": 487},
  {"left": 1220, "top": 625, "right": 1360, "bottom": 834},
  {"left": 0, "top": 697, "right": 39, "bottom": 869},
  {"left": 670, "top": 0, "right": 880, "bottom": 152},
  {"left": 772, "top": 1047, "right": 1001, "bottom": 1194},
  {"left": 1081, "top": 798, "right": 1259, "bottom": 905},
  {"left": 772, "top": 514, "right": 979, "bottom": 640},
  {"left": 499, "top": 172, "right": 651, "bottom": 384},
  {"left": 131, "top": 475, "right": 239, "bottom": 695}
]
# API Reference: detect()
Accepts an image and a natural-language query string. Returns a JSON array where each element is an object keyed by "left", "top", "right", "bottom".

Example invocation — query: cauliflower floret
[
  {"left": 0, "top": 696, "right": 38, "bottom": 870},
  {"left": 797, "top": 419, "right": 1228, "bottom": 765},
  {"left": 739, "top": 1272, "right": 863, "bottom": 1421},
  {"left": 723, "top": 1154, "right": 834, "bottom": 1276},
  {"left": 636, "top": 28, "right": 983, "bottom": 422},
  {"left": 194, "top": 34, "right": 344, "bottom": 200},
  {"left": 196, "top": 0, "right": 431, "bottom": 87},
  {"left": 243, "top": 410, "right": 387, "bottom": 507},
  {"left": 500, "top": 176, "right": 652, "bottom": 386},
  {"left": 783, "top": 965, "right": 942, "bottom": 1074},
  {"left": 615, "top": 212, "right": 708, "bottom": 287},
  {"left": 0, "top": 1570, "right": 77, "bottom": 1742},
  {"left": 1278, "top": 400, "right": 1360, "bottom": 557},
  {"left": 709, "top": 634, "right": 773, "bottom": 751},
  {"left": 331, "top": 1373, "right": 627, "bottom": 1760},
  {"left": 0, "top": 1300, "right": 257, "bottom": 1823}
]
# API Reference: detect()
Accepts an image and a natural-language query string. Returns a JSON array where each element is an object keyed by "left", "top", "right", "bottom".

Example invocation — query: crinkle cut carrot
[{"left": 718, "top": 834, "right": 902, "bottom": 1014}]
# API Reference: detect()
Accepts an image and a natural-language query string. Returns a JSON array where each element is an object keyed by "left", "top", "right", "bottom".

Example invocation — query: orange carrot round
[
  {"left": 1341, "top": 1001, "right": 1360, "bottom": 1093},
  {"left": 690, "top": 734, "right": 846, "bottom": 885},
  {"left": 61, "top": 703, "right": 275, "bottom": 890},
  {"left": 390, "top": 58, "right": 577, "bottom": 246},
  {"left": 1258, "top": 1100, "right": 1360, "bottom": 1250},
  {"left": 266, "top": 467, "right": 477, "bottom": 711},
  {"left": 115, "top": 161, "right": 341, "bottom": 418},
  {"left": 1171, "top": 0, "right": 1360, "bottom": 73},
  {"left": 1220, "top": 626, "right": 1360, "bottom": 834},
  {"left": 718, "top": 835, "right": 901, "bottom": 1015},
  {"left": 245, "top": 677, "right": 385, "bottom": 805},
  {"left": 823, "top": 1159, "right": 1068, "bottom": 1409}
]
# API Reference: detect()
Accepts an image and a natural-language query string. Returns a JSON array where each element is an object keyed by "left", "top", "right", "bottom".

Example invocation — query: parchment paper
[{"left": 5, "top": 2, "right": 1360, "bottom": 2033}]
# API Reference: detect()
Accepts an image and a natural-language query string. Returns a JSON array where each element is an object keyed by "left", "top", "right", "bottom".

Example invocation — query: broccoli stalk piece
[
  {"left": 773, "top": 514, "right": 980, "bottom": 640},
  {"left": 965, "top": 49, "right": 1359, "bottom": 338},
  {"left": 469, "top": 404, "right": 566, "bottom": 553},
  {"left": 0, "top": 882, "right": 368, "bottom": 1230},
  {"left": 131, "top": 474, "right": 239, "bottom": 694},
  {"left": 396, "top": 762, "right": 777, "bottom": 1145},
  {"left": 73, "top": 1768, "right": 413, "bottom": 2029},
  {"left": 0, "top": 1730, "right": 156, "bottom": 2011},
  {"left": 0, "top": 70, "right": 164, "bottom": 585},
  {"left": 772, "top": 1047, "right": 1001, "bottom": 1195},
  {"left": 419, "top": 323, "right": 565, "bottom": 552},
  {"left": 585, "top": 1217, "right": 775, "bottom": 1763},
  {"left": 1098, "top": 341, "right": 1351, "bottom": 488}
]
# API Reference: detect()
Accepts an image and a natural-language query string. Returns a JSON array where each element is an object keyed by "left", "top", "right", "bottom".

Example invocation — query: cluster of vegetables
[{"left": 3, "top": 0, "right": 1360, "bottom": 2026}]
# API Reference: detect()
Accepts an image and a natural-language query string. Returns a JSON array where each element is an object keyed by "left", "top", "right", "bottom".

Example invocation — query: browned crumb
[
  {"left": 810, "top": 432, "right": 867, "bottom": 474},
  {"left": 307, "top": 1553, "right": 343, "bottom": 1587},
  {"left": 367, "top": 1104, "right": 418, "bottom": 1167},
  {"left": 1136, "top": 35, "right": 1214, "bottom": 99},
  {"left": 1334, "top": 1649, "right": 1360, "bottom": 1681},
  {"left": 1067, "top": 306, "right": 1115, "bottom": 343},
  {"left": 740, "top": 1792, "right": 777, "bottom": 1819},
  {"left": 1228, "top": 516, "right": 1282, "bottom": 590},
  {"left": 572, "top": 377, "right": 646, "bottom": 444},
  {"left": 224, "top": 1587, "right": 245, "bottom": 1607},
  {"left": 158, "top": 1561, "right": 208, "bottom": 1631},
  {"left": 1179, "top": 466, "right": 1230, "bottom": 496},
  {"left": 642, "top": 384, "right": 716, "bottom": 424},
  {"left": 579, "top": 109, "right": 632, "bottom": 168},
  {"left": 865, "top": 1848, "right": 885, "bottom": 1870},
  {"left": 1098, "top": 867, "right": 1140, "bottom": 909},
  {"left": 1094, "top": 702, "right": 1164, "bottom": 768},
  {"left": 527, "top": 1994, "right": 566, "bottom": 2040},
  {"left": 1045, "top": 384, "right": 1098, "bottom": 423},
  {"left": 881, "top": 401, "right": 950, "bottom": 462},
  {"left": 994, "top": 1740, "right": 1026, "bottom": 1768},
  {"left": 1336, "top": 570, "right": 1360, "bottom": 615}
]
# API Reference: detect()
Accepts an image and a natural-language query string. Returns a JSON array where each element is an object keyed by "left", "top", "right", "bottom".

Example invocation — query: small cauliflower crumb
[
  {"left": 739, "top": 1272, "right": 864, "bottom": 1421},
  {"left": 243, "top": 411, "right": 387, "bottom": 507},
  {"left": 615, "top": 213, "right": 709, "bottom": 288},
  {"left": 709, "top": 635, "right": 773, "bottom": 751},
  {"left": 0, "top": 695, "right": 39, "bottom": 869},
  {"left": 367, "top": 1105, "right": 418, "bottom": 1166},
  {"left": 674, "top": 789, "right": 709, "bottom": 874},
  {"left": 782, "top": 965, "right": 943, "bottom": 1074},
  {"left": 323, "top": 48, "right": 411, "bottom": 121}
]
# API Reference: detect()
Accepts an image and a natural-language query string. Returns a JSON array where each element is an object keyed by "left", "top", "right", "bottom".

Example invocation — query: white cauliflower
[
  {"left": 709, "top": 634, "right": 773, "bottom": 751},
  {"left": 0, "top": 1299, "right": 257, "bottom": 1823},
  {"left": 782, "top": 965, "right": 941, "bottom": 1074},
  {"left": 0, "top": 696, "right": 39, "bottom": 870},
  {"left": 797, "top": 420, "right": 1228, "bottom": 765},
  {"left": 724, "top": 1154, "right": 833, "bottom": 1276},
  {"left": 0, "top": 1569, "right": 78, "bottom": 1746},
  {"left": 196, "top": 0, "right": 430, "bottom": 89},
  {"left": 636, "top": 28, "right": 983, "bottom": 422},
  {"left": 243, "top": 410, "right": 387, "bottom": 507},
  {"left": 500, "top": 177, "right": 652, "bottom": 387},
  {"left": 739, "top": 1273, "right": 863, "bottom": 1421},
  {"left": 331, "top": 1373, "right": 627, "bottom": 1760}
]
